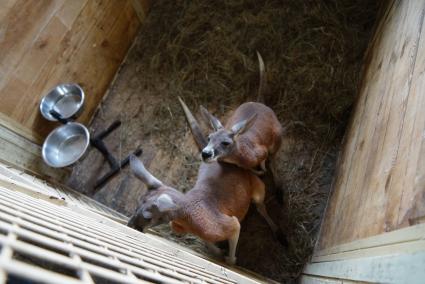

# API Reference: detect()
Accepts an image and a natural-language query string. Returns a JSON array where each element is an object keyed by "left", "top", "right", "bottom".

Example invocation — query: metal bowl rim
[
  {"left": 39, "top": 83, "right": 85, "bottom": 121},
  {"left": 42, "top": 122, "right": 90, "bottom": 168}
]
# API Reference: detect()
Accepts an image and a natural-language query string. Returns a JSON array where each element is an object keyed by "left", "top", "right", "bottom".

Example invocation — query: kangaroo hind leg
[{"left": 251, "top": 176, "right": 288, "bottom": 246}]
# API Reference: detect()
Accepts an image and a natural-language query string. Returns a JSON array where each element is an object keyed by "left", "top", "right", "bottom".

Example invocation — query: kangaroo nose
[{"left": 201, "top": 150, "right": 213, "bottom": 160}]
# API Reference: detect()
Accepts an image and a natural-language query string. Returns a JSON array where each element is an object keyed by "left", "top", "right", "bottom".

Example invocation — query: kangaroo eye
[{"left": 221, "top": 141, "right": 231, "bottom": 146}]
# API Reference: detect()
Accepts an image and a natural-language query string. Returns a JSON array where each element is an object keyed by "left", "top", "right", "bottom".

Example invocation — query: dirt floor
[{"left": 68, "top": 0, "right": 379, "bottom": 282}]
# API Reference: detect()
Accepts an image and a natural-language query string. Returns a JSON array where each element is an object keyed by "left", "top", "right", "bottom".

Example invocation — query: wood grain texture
[
  {"left": 0, "top": 0, "right": 143, "bottom": 143},
  {"left": 304, "top": 250, "right": 425, "bottom": 284},
  {"left": 131, "top": 0, "right": 150, "bottom": 22},
  {"left": 318, "top": 0, "right": 425, "bottom": 250},
  {"left": 0, "top": 122, "right": 69, "bottom": 182}
]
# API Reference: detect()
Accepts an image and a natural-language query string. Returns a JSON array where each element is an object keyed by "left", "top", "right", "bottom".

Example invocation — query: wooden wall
[
  {"left": 302, "top": 2, "right": 425, "bottom": 282},
  {"left": 0, "top": 0, "right": 148, "bottom": 143},
  {"left": 317, "top": 0, "right": 425, "bottom": 250}
]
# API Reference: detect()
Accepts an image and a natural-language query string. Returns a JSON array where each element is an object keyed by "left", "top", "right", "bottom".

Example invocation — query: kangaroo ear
[
  {"left": 200, "top": 105, "right": 223, "bottom": 131},
  {"left": 231, "top": 114, "right": 257, "bottom": 136},
  {"left": 155, "top": 194, "right": 177, "bottom": 212}
]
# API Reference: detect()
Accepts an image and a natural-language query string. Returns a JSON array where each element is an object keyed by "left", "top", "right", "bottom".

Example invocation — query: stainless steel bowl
[
  {"left": 40, "top": 83, "right": 85, "bottom": 121},
  {"left": 42, "top": 123, "right": 90, "bottom": 168}
]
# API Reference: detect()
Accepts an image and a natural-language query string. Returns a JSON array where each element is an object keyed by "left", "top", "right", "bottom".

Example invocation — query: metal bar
[
  {"left": 49, "top": 110, "right": 70, "bottom": 124},
  {"left": 0, "top": 201, "right": 224, "bottom": 277},
  {"left": 0, "top": 186, "right": 257, "bottom": 284},
  {"left": 0, "top": 213, "right": 233, "bottom": 284},
  {"left": 90, "top": 139, "right": 119, "bottom": 169},
  {"left": 93, "top": 120, "right": 122, "bottom": 141},
  {"left": 1, "top": 259, "right": 83, "bottom": 284},
  {"left": 0, "top": 237, "right": 158, "bottom": 284},
  {"left": 93, "top": 148, "right": 143, "bottom": 190},
  {"left": 0, "top": 196, "right": 212, "bottom": 274},
  {"left": 71, "top": 253, "right": 94, "bottom": 284}
]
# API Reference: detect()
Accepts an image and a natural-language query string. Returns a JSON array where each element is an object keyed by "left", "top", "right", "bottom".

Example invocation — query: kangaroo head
[
  {"left": 128, "top": 155, "right": 179, "bottom": 232},
  {"left": 200, "top": 106, "right": 257, "bottom": 162},
  {"left": 128, "top": 191, "right": 178, "bottom": 232}
]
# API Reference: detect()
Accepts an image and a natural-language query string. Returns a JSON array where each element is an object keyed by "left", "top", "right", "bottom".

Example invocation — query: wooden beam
[
  {"left": 317, "top": 0, "right": 425, "bottom": 250},
  {"left": 0, "top": 122, "right": 69, "bottom": 183},
  {"left": 303, "top": 250, "right": 425, "bottom": 284},
  {"left": 314, "top": 223, "right": 425, "bottom": 258},
  {"left": 300, "top": 275, "right": 366, "bottom": 284},
  {"left": 0, "top": 162, "right": 128, "bottom": 224},
  {"left": 313, "top": 240, "right": 425, "bottom": 263},
  {"left": 0, "top": 0, "right": 142, "bottom": 143},
  {"left": 0, "top": 112, "right": 43, "bottom": 144},
  {"left": 304, "top": 224, "right": 425, "bottom": 283}
]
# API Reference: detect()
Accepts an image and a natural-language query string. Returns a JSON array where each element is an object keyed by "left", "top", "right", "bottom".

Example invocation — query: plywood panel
[
  {"left": 0, "top": 0, "right": 64, "bottom": 81},
  {"left": 0, "top": 0, "right": 144, "bottom": 143},
  {"left": 318, "top": 0, "right": 425, "bottom": 250}
]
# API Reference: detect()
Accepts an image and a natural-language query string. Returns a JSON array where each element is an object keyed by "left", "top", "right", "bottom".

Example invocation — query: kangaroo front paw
[
  {"left": 206, "top": 243, "right": 224, "bottom": 257},
  {"left": 225, "top": 256, "right": 237, "bottom": 265}
]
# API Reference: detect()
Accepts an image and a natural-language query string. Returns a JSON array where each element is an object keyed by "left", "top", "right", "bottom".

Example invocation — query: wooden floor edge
[
  {"left": 312, "top": 239, "right": 425, "bottom": 263},
  {"left": 0, "top": 123, "right": 70, "bottom": 182},
  {"left": 304, "top": 224, "right": 425, "bottom": 284},
  {"left": 0, "top": 113, "right": 44, "bottom": 145},
  {"left": 302, "top": 250, "right": 425, "bottom": 284},
  {"left": 314, "top": 223, "right": 425, "bottom": 257}
]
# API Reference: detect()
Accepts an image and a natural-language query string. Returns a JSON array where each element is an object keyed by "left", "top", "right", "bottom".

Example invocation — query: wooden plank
[
  {"left": 304, "top": 250, "right": 425, "bottom": 284},
  {"left": 317, "top": 0, "right": 399, "bottom": 249},
  {"left": 0, "top": 0, "right": 142, "bottom": 145},
  {"left": 301, "top": 276, "right": 343, "bottom": 284},
  {"left": 313, "top": 240, "right": 425, "bottom": 263},
  {"left": 379, "top": 2, "right": 425, "bottom": 231},
  {"left": 318, "top": 0, "right": 425, "bottom": 250},
  {"left": 0, "top": 0, "right": 58, "bottom": 118},
  {"left": 390, "top": 9, "right": 425, "bottom": 229},
  {"left": 55, "top": 0, "right": 88, "bottom": 29},
  {"left": 354, "top": 0, "right": 425, "bottom": 238},
  {"left": 0, "top": 179, "right": 67, "bottom": 207},
  {"left": 0, "top": 112, "right": 43, "bottom": 144},
  {"left": 11, "top": 0, "right": 119, "bottom": 127},
  {"left": 0, "top": 0, "right": 64, "bottom": 83},
  {"left": 0, "top": 124, "right": 69, "bottom": 182},
  {"left": 0, "top": 166, "right": 128, "bottom": 224},
  {"left": 301, "top": 275, "right": 368, "bottom": 284},
  {"left": 409, "top": 133, "right": 425, "bottom": 224},
  {"left": 16, "top": 0, "right": 140, "bottom": 139},
  {"left": 13, "top": 16, "right": 68, "bottom": 86},
  {"left": 315, "top": 223, "right": 425, "bottom": 258},
  {"left": 70, "top": 0, "right": 141, "bottom": 125}
]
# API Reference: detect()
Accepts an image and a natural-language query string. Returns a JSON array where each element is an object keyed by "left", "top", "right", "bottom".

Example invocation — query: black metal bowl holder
[{"left": 50, "top": 110, "right": 142, "bottom": 191}]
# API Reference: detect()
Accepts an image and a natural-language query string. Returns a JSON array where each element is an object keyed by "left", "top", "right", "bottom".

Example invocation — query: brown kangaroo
[
  {"left": 200, "top": 53, "right": 283, "bottom": 184},
  {"left": 128, "top": 98, "right": 286, "bottom": 265}
]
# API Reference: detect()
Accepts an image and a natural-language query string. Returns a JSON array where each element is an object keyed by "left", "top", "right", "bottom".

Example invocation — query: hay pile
[
  {"left": 70, "top": 0, "right": 378, "bottom": 282},
  {"left": 136, "top": 0, "right": 377, "bottom": 140}
]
